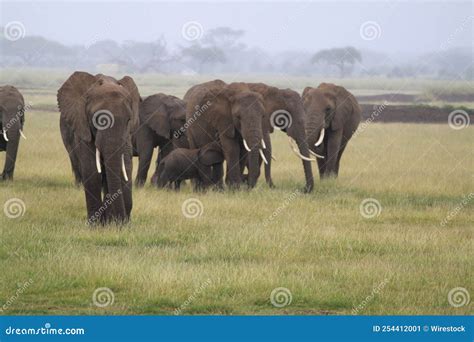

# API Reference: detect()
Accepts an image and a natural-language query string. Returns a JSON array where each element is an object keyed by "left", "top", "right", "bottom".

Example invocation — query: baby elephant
[{"left": 156, "top": 142, "right": 224, "bottom": 190}]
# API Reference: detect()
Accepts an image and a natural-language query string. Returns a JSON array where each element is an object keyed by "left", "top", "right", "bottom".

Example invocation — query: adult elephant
[
  {"left": 133, "top": 93, "right": 188, "bottom": 187},
  {"left": 58, "top": 72, "right": 140, "bottom": 224},
  {"left": 0, "top": 85, "right": 26, "bottom": 181},
  {"left": 184, "top": 80, "right": 265, "bottom": 189},
  {"left": 245, "top": 83, "right": 316, "bottom": 192},
  {"left": 302, "top": 83, "right": 361, "bottom": 178}
]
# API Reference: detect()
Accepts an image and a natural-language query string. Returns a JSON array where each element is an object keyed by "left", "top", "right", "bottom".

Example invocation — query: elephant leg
[
  {"left": 152, "top": 141, "right": 174, "bottom": 185},
  {"left": 1, "top": 131, "right": 20, "bottom": 181},
  {"left": 79, "top": 142, "right": 104, "bottom": 224},
  {"left": 211, "top": 163, "right": 224, "bottom": 190},
  {"left": 324, "top": 130, "right": 343, "bottom": 178},
  {"left": 135, "top": 127, "right": 155, "bottom": 187},
  {"left": 220, "top": 135, "right": 242, "bottom": 188}
]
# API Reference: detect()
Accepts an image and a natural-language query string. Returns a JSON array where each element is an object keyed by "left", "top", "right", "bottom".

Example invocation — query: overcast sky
[{"left": 1, "top": 1, "right": 472, "bottom": 55}]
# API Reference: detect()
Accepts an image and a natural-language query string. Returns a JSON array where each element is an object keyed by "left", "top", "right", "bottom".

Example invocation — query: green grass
[{"left": 0, "top": 77, "right": 473, "bottom": 316}]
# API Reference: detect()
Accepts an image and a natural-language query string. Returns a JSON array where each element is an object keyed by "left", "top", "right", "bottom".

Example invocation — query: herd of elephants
[{"left": 0, "top": 72, "right": 361, "bottom": 224}]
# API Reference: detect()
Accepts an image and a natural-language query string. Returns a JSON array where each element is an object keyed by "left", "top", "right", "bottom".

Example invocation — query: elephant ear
[
  {"left": 140, "top": 95, "right": 171, "bottom": 139},
  {"left": 164, "top": 96, "right": 186, "bottom": 133},
  {"left": 198, "top": 142, "right": 224, "bottom": 166},
  {"left": 118, "top": 76, "right": 141, "bottom": 133},
  {"left": 332, "top": 86, "right": 356, "bottom": 131},
  {"left": 213, "top": 87, "right": 236, "bottom": 138},
  {"left": 57, "top": 71, "right": 97, "bottom": 142},
  {"left": 302, "top": 86, "right": 313, "bottom": 100}
]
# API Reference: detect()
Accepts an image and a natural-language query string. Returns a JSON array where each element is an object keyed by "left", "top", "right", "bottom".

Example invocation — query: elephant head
[
  {"left": 0, "top": 85, "right": 25, "bottom": 181},
  {"left": 58, "top": 71, "right": 140, "bottom": 223},
  {"left": 302, "top": 83, "right": 356, "bottom": 149}
]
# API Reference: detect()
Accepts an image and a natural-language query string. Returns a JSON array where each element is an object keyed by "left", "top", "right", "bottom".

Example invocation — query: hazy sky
[{"left": 1, "top": 1, "right": 472, "bottom": 54}]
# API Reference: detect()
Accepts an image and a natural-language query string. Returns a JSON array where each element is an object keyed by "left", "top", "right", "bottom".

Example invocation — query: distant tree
[
  {"left": 120, "top": 37, "right": 170, "bottom": 72},
  {"left": 180, "top": 44, "right": 226, "bottom": 73},
  {"left": 311, "top": 46, "right": 362, "bottom": 77},
  {"left": 203, "top": 27, "right": 246, "bottom": 51}
]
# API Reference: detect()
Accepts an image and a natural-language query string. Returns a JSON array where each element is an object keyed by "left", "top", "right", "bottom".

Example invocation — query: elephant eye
[{"left": 325, "top": 106, "right": 331, "bottom": 113}]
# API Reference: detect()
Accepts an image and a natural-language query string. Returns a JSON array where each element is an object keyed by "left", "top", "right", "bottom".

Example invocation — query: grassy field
[{"left": 0, "top": 74, "right": 473, "bottom": 315}]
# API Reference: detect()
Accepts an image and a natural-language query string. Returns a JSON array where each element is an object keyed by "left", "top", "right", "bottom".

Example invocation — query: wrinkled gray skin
[
  {"left": 303, "top": 83, "right": 361, "bottom": 178},
  {"left": 157, "top": 142, "right": 224, "bottom": 190},
  {"left": 132, "top": 93, "right": 189, "bottom": 187},
  {"left": 184, "top": 80, "right": 265, "bottom": 190},
  {"left": 58, "top": 72, "right": 140, "bottom": 224},
  {"left": 244, "top": 83, "right": 314, "bottom": 192},
  {"left": 0, "top": 85, "right": 25, "bottom": 181}
]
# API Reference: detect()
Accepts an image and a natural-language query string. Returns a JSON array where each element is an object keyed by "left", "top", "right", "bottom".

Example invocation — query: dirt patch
[
  {"left": 360, "top": 104, "right": 474, "bottom": 123},
  {"left": 357, "top": 93, "right": 417, "bottom": 103}
]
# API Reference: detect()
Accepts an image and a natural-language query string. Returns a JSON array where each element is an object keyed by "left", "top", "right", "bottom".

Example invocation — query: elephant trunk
[
  {"left": 102, "top": 152, "right": 127, "bottom": 223},
  {"left": 1, "top": 121, "right": 21, "bottom": 180},
  {"left": 243, "top": 128, "right": 262, "bottom": 188},
  {"left": 288, "top": 117, "right": 314, "bottom": 193}
]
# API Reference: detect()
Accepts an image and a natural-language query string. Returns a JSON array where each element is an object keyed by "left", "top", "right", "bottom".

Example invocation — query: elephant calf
[
  {"left": 156, "top": 142, "right": 224, "bottom": 190},
  {"left": 1, "top": 85, "right": 26, "bottom": 181}
]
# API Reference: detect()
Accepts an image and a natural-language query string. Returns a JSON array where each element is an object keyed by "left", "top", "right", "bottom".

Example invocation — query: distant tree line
[{"left": 0, "top": 27, "right": 471, "bottom": 80}]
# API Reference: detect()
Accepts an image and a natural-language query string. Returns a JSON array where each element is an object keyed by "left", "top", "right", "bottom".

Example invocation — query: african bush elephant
[
  {"left": 302, "top": 83, "right": 361, "bottom": 178},
  {"left": 133, "top": 93, "right": 189, "bottom": 187},
  {"left": 156, "top": 141, "right": 224, "bottom": 190},
  {"left": 244, "top": 83, "right": 316, "bottom": 192},
  {"left": 58, "top": 72, "right": 140, "bottom": 224},
  {"left": 0, "top": 85, "right": 26, "bottom": 181},
  {"left": 184, "top": 80, "right": 265, "bottom": 189}
]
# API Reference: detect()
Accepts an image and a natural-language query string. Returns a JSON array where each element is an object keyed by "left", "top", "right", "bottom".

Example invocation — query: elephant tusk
[
  {"left": 271, "top": 155, "right": 276, "bottom": 161},
  {"left": 261, "top": 139, "right": 266, "bottom": 149},
  {"left": 243, "top": 139, "right": 251, "bottom": 152},
  {"left": 314, "top": 128, "right": 325, "bottom": 147},
  {"left": 19, "top": 129, "right": 26, "bottom": 140},
  {"left": 95, "top": 148, "right": 102, "bottom": 174},
  {"left": 309, "top": 149, "right": 325, "bottom": 159},
  {"left": 259, "top": 149, "right": 268, "bottom": 165},
  {"left": 2, "top": 130, "right": 8, "bottom": 142},
  {"left": 121, "top": 154, "right": 129, "bottom": 182},
  {"left": 288, "top": 137, "right": 317, "bottom": 162}
]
